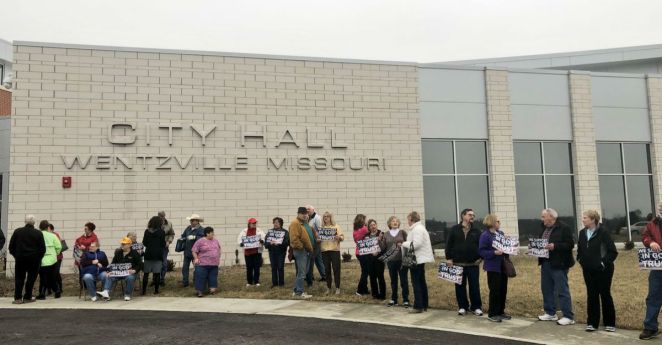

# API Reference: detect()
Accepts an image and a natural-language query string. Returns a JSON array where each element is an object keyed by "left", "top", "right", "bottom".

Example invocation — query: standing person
[
  {"left": 36, "top": 220, "right": 62, "bottom": 300},
  {"left": 265, "top": 217, "right": 289, "bottom": 288},
  {"left": 537, "top": 208, "right": 576, "bottom": 326},
  {"left": 97, "top": 237, "right": 142, "bottom": 301},
  {"left": 289, "top": 207, "right": 314, "bottom": 299},
  {"left": 9, "top": 215, "right": 46, "bottom": 304},
  {"left": 237, "top": 218, "right": 266, "bottom": 287},
  {"left": 306, "top": 205, "right": 326, "bottom": 283},
  {"left": 179, "top": 214, "right": 205, "bottom": 287},
  {"left": 192, "top": 227, "right": 221, "bottom": 297},
  {"left": 47, "top": 223, "right": 65, "bottom": 295},
  {"left": 380, "top": 216, "right": 409, "bottom": 308},
  {"left": 446, "top": 208, "right": 483, "bottom": 316},
  {"left": 367, "top": 219, "right": 386, "bottom": 300},
  {"left": 159, "top": 211, "right": 175, "bottom": 287},
  {"left": 80, "top": 242, "right": 109, "bottom": 301},
  {"left": 74, "top": 222, "right": 99, "bottom": 267},
  {"left": 353, "top": 214, "right": 370, "bottom": 296},
  {"left": 142, "top": 216, "right": 166, "bottom": 295},
  {"left": 479, "top": 214, "right": 510, "bottom": 322},
  {"left": 319, "top": 211, "right": 344, "bottom": 295},
  {"left": 641, "top": 201, "right": 662, "bottom": 340},
  {"left": 577, "top": 209, "right": 618, "bottom": 332},
  {"left": 402, "top": 211, "right": 434, "bottom": 313}
]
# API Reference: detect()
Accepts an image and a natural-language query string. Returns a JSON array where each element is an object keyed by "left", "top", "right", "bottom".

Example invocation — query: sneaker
[
  {"left": 36, "top": 295, "right": 46, "bottom": 300},
  {"left": 403, "top": 301, "right": 410, "bottom": 308},
  {"left": 255, "top": 283, "right": 261, "bottom": 287},
  {"left": 487, "top": 315, "right": 502, "bottom": 322},
  {"left": 355, "top": 292, "right": 362, "bottom": 297},
  {"left": 585, "top": 325, "right": 596, "bottom": 332},
  {"left": 473, "top": 308, "right": 484, "bottom": 316},
  {"left": 557, "top": 317, "right": 575, "bottom": 326},
  {"left": 246, "top": 284, "right": 252, "bottom": 288},
  {"left": 335, "top": 288, "right": 341, "bottom": 295},
  {"left": 538, "top": 313, "right": 558, "bottom": 321},
  {"left": 605, "top": 326, "right": 616, "bottom": 332},
  {"left": 96, "top": 290, "right": 110, "bottom": 300},
  {"left": 124, "top": 295, "right": 131, "bottom": 301},
  {"left": 90, "top": 296, "right": 98, "bottom": 302},
  {"left": 300, "top": 293, "right": 313, "bottom": 299},
  {"left": 458, "top": 308, "right": 467, "bottom": 316},
  {"left": 640, "top": 329, "right": 660, "bottom": 340},
  {"left": 409, "top": 308, "right": 423, "bottom": 314},
  {"left": 12, "top": 300, "right": 23, "bottom": 305},
  {"left": 387, "top": 300, "right": 396, "bottom": 307},
  {"left": 500, "top": 314, "right": 512, "bottom": 320}
]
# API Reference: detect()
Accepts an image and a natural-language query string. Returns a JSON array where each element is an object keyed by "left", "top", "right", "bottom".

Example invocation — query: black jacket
[
  {"left": 538, "top": 220, "right": 575, "bottom": 269},
  {"left": 112, "top": 248, "right": 143, "bottom": 272},
  {"left": 264, "top": 228, "right": 290, "bottom": 253},
  {"left": 445, "top": 223, "right": 481, "bottom": 264},
  {"left": 142, "top": 228, "right": 166, "bottom": 261},
  {"left": 0, "top": 229, "right": 5, "bottom": 250},
  {"left": 8, "top": 224, "right": 46, "bottom": 261},
  {"left": 577, "top": 225, "right": 618, "bottom": 271}
]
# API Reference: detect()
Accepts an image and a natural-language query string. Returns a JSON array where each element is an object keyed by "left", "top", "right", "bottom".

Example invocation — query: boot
[
  {"left": 154, "top": 274, "right": 160, "bottom": 294},
  {"left": 142, "top": 273, "right": 149, "bottom": 295}
]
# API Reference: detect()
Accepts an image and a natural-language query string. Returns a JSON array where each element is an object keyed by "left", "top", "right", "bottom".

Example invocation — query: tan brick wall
[
  {"left": 648, "top": 75, "right": 662, "bottom": 204},
  {"left": 0, "top": 88, "right": 10, "bottom": 116},
  {"left": 485, "top": 69, "right": 518, "bottom": 235},
  {"left": 8, "top": 43, "right": 423, "bottom": 273},
  {"left": 569, "top": 72, "right": 601, "bottom": 222}
]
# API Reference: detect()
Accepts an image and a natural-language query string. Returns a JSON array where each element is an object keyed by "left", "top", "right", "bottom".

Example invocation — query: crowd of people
[{"left": 7, "top": 202, "right": 662, "bottom": 340}]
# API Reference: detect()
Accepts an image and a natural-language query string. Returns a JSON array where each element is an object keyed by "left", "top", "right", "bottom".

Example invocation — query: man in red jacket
[{"left": 641, "top": 201, "right": 662, "bottom": 340}]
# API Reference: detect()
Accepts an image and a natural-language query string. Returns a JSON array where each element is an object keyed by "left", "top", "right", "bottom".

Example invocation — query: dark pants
[
  {"left": 245, "top": 254, "right": 261, "bottom": 285},
  {"left": 322, "top": 251, "right": 341, "bottom": 289},
  {"left": 160, "top": 247, "right": 169, "bottom": 282},
  {"left": 142, "top": 272, "right": 161, "bottom": 294},
  {"left": 54, "top": 260, "right": 63, "bottom": 293},
  {"left": 387, "top": 260, "right": 409, "bottom": 303},
  {"left": 268, "top": 250, "right": 286, "bottom": 286},
  {"left": 182, "top": 255, "right": 193, "bottom": 286},
  {"left": 487, "top": 271, "right": 508, "bottom": 317},
  {"left": 38, "top": 264, "right": 60, "bottom": 297},
  {"left": 307, "top": 244, "right": 325, "bottom": 283},
  {"left": 356, "top": 255, "right": 370, "bottom": 295},
  {"left": 455, "top": 265, "right": 482, "bottom": 311},
  {"left": 645, "top": 270, "right": 662, "bottom": 331},
  {"left": 583, "top": 266, "right": 615, "bottom": 328},
  {"left": 14, "top": 258, "right": 40, "bottom": 301},
  {"left": 410, "top": 263, "right": 428, "bottom": 310},
  {"left": 369, "top": 256, "right": 386, "bottom": 299}
]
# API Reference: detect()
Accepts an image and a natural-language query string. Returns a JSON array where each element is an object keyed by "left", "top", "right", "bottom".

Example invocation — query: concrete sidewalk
[{"left": 0, "top": 297, "right": 639, "bottom": 345}]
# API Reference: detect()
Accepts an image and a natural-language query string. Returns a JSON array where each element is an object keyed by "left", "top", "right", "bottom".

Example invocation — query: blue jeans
[
  {"left": 161, "top": 247, "right": 169, "bottom": 281},
  {"left": 455, "top": 265, "right": 482, "bottom": 311},
  {"left": 268, "top": 250, "right": 286, "bottom": 286},
  {"left": 541, "top": 260, "right": 574, "bottom": 319},
  {"left": 644, "top": 270, "right": 662, "bottom": 331},
  {"left": 104, "top": 274, "right": 136, "bottom": 297},
  {"left": 387, "top": 260, "right": 409, "bottom": 303},
  {"left": 306, "top": 244, "right": 325, "bottom": 283},
  {"left": 410, "top": 263, "right": 428, "bottom": 310},
  {"left": 182, "top": 255, "right": 194, "bottom": 286},
  {"left": 82, "top": 272, "right": 107, "bottom": 298},
  {"left": 292, "top": 250, "right": 310, "bottom": 295},
  {"left": 194, "top": 265, "right": 219, "bottom": 292}
]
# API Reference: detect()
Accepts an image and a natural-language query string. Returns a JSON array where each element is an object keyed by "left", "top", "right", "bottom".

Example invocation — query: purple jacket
[{"left": 479, "top": 229, "right": 503, "bottom": 273}]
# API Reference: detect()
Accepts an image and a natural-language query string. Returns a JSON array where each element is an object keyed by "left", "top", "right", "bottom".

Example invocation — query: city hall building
[{"left": 2, "top": 39, "right": 662, "bottom": 273}]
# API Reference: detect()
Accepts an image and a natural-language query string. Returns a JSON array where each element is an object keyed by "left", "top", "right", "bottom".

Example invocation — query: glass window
[
  {"left": 422, "top": 140, "right": 490, "bottom": 249},
  {"left": 597, "top": 143, "right": 654, "bottom": 242},
  {"left": 515, "top": 142, "right": 576, "bottom": 243}
]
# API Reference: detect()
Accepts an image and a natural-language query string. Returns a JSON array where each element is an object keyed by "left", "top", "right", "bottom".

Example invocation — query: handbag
[
  {"left": 175, "top": 238, "right": 186, "bottom": 253},
  {"left": 503, "top": 256, "right": 517, "bottom": 278},
  {"left": 401, "top": 242, "right": 417, "bottom": 268},
  {"left": 378, "top": 244, "right": 398, "bottom": 263},
  {"left": 60, "top": 239, "right": 69, "bottom": 252}
]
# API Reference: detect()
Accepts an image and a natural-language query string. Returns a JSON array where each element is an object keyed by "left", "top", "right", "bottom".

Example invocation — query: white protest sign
[
  {"left": 242, "top": 235, "right": 261, "bottom": 249},
  {"left": 318, "top": 227, "right": 338, "bottom": 241},
  {"left": 639, "top": 248, "right": 662, "bottom": 270},
  {"left": 265, "top": 230, "right": 286, "bottom": 245},
  {"left": 527, "top": 238, "right": 549, "bottom": 258},
  {"left": 437, "top": 263, "right": 463, "bottom": 285},
  {"left": 357, "top": 237, "right": 381, "bottom": 256},
  {"left": 107, "top": 263, "right": 132, "bottom": 278},
  {"left": 492, "top": 232, "right": 519, "bottom": 255}
]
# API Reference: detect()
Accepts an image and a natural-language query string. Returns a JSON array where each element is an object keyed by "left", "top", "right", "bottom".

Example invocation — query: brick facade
[{"left": 0, "top": 88, "right": 10, "bottom": 116}]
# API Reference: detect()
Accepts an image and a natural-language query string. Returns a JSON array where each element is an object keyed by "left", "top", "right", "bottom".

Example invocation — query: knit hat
[{"left": 120, "top": 237, "right": 132, "bottom": 245}]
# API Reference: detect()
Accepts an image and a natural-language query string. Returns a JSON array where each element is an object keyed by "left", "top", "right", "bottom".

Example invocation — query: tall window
[
  {"left": 422, "top": 140, "right": 490, "bottom": 248},
  {"left": 514, "top": 142, "right": 576, "bottom": 243},
  {"left": 597, "top": 143, "right": 654, "bottom": 242}
]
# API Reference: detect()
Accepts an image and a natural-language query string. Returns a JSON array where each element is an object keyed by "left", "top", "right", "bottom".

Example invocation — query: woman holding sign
[
  {"left": 265, "top": 217, "right": 290, "bottom": 288},
  {"left": 577, "top": 210, "right": 618, "bottom": 332},
  {"left": 479, "top": 214, "right": 510, "bottom": 322},
  {"left": 353, "top": 214, "right": 371, "bottom": 296},
  {"left": 237, "top": 218, "right": 266, "bottom": 287},
  {"left": 319, "top": 211, "right": 344, "bottom": 295},
  {"left": 367, "top": 219, "right": 387, "bottom": 300}
]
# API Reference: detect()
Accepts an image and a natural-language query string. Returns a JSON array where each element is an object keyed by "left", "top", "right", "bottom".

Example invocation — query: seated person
[
  {"left": 97, "top": 237, "right": 142, "bottom": 301},
  {"left": 80, "top": 242, "right": 109, "bottom": 301}
]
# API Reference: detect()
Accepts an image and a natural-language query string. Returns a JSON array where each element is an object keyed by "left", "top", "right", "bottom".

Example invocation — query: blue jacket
[
  {"left": 80, "top": 249, "right": 109, "bottom": 277},
  {"left": 479, "top": 229, "right": 504, "bottom": 273},
  {"left": 180, "top": 225, "right": 205, "bottom": 258}
]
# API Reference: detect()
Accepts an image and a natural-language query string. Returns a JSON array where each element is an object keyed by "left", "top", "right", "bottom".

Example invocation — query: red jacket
[
  {"left": 75, "top": 232, "right": 99, "bottom": 251},
  {"left": 353, "top": 226, "right": 369, "bottom": 256},
  {"left": 643, "top": 219, "right": 662, "bottom": 248}
]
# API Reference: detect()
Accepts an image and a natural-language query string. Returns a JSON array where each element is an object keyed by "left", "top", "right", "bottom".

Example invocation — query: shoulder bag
[{"left": 401, "top": 242, "right": 417, "bottom": 268}]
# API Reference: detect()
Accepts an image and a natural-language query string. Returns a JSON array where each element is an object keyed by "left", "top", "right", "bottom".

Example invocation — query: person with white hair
[
  {"left": 537, "top": 208, "right": 576, "bottom": 326},
  {"left": 8, "top": 215, "right": 46, "bottom": 304}
]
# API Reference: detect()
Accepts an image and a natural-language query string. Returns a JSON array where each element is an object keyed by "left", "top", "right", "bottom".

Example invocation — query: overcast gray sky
[{"left": 3, "top": 0, "right": 662, "bottom": 63}]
